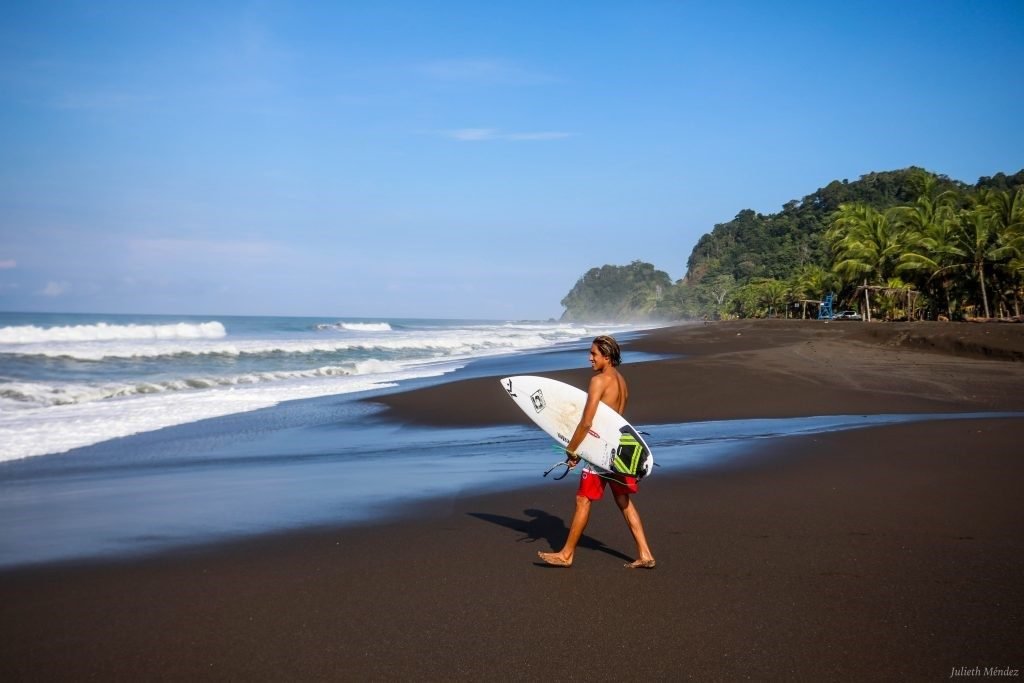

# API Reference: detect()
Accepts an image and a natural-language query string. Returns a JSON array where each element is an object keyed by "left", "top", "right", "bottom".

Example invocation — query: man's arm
[{"left": 565, "top": 374, "right": 607, "bottom": 463}]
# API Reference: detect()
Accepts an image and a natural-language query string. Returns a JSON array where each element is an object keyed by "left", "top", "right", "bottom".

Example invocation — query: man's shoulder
[
  {"left": 588, "top": 368, "right": 622, "bottom": 390},
  {"left": 588, "top": 371, "right": 612, "bottom": 391}
]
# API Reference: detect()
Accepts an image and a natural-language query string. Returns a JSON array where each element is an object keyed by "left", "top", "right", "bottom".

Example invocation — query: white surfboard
[{"left": 500, "top": 375, "right": 654, "bottom": 479}]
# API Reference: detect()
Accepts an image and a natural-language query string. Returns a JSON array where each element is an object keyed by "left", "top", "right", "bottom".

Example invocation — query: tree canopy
[
  {"left": 560, "top": 167, "right": 1024, "bottom": 322},
  {"left": 560, "top": 261, "right": 672, "bottom": 322}
]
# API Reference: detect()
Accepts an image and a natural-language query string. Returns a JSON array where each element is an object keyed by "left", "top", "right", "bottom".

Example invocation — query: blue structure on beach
[{"left": 818, "top": 293, "right": 835, "bottom": 320}]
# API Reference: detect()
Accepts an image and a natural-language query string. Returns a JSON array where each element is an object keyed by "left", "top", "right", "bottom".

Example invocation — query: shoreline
[
  {"left": 370, "top": 319, "right": 1024, "bottom": 426},
  {"left": 2, "top": 319, "right": 1022, "bottom": 679}
]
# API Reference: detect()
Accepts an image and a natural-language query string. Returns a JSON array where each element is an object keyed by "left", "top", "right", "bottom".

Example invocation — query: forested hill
[
  {"left": 559, "top": 167, "right": 1024, "bottom": 322},
  {"left": 560, "top": 261, "right": 672, "bottom": 322},
  {"left": 684, "top": 167, "right": 1021, "bottom": 285}
]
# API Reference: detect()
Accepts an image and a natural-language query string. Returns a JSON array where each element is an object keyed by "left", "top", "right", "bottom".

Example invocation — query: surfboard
[{"left": 500, "top": 375, "right": 654, "bottom": 479}]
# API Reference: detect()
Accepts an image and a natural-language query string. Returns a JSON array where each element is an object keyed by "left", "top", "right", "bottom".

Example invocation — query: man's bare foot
[
  {"left": 537, "top": 551, "right": 572, "bottom": 567},
  {"left": 625, "top": 558, "right": 656, "bottom": 569}
]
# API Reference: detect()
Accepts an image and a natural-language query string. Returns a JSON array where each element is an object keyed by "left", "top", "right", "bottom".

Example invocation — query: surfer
[{"left": 537, "top": 335, "right": 656, "bottom": 569}]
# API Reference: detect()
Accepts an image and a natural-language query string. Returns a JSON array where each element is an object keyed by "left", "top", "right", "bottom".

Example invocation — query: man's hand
[{"left": 565, "top": 450, "right": 581, "bottom": 468}]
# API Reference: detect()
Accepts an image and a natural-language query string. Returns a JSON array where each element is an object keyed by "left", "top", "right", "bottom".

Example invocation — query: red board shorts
[{"left": 578, "top": 467, "right": 638, "bottom": 501}]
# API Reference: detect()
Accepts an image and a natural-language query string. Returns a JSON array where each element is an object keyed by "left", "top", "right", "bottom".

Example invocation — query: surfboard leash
[
  {"left": 542, "top": 459, "right": 574, "bottom": 480},
  {"left": 543, "top": 460, "right": 645, "bottom": 484},
  {"left": 544, "top": 446, "right": 626, "bottom": 481},
  {"left": 543, "top": 444, "right": 583, "bottom": 480}
]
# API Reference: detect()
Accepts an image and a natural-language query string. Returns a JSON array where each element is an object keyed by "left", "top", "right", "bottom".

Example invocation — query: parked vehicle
[{"left": 832, "top": 310, "right": 863, "bottom": 320}]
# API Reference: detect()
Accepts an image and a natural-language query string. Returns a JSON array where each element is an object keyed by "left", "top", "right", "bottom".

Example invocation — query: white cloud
[
  {"left": 39, "top": 281, "right": 69, "bottom": 297},
  {"left": 442, "top": 128, "right": 572, "bottom": 142},
  {"left": 447, "top": 128, "right": 498, "bottom": 141},
  {"left": 0, "top": 259, "right": 16, "bottom": 269}
]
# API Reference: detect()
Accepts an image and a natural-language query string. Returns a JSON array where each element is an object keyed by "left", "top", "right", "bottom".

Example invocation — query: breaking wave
[
  {"left": 0, "top": 314, "right": 642, "bottom": 462},
  {"left": 0, "top": 328, "right": 584, "bottom": 361},
  {"left": 315, "top": 321, "right": 393, "bottom": 332},
  {"left": 0, "top": 360, "right": 409, "bottom": 409},
  {"left": 0, "top": 321, "right": 227, "bottom": 344}
]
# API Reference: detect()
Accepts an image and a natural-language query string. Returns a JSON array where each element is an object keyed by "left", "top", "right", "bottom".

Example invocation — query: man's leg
[
  {"left": 614, "top": 492, "right": 656, "bottom": 568},
  {"left": 537, "top": 495, "right": 591, "bottom": 567}
]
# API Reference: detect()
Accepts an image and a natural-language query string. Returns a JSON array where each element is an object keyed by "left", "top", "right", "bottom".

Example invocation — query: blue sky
[{"left": 1, "top": 1, "right": 1022, "bottom": 319}]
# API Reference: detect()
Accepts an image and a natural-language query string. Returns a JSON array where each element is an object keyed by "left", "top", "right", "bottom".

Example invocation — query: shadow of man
[{"left": 468, "top": 508, "right": 632, "bottom": 562}]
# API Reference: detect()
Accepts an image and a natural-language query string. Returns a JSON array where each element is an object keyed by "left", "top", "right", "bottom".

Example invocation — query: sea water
[
  {"left": 0, "top": 312, "right": 639, "bottom": 566},
  {"left": 0, "top": 312, "right": 635, "bottom": 462}
]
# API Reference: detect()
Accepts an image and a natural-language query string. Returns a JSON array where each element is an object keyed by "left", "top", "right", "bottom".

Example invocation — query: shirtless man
[{"left": 537, "top": 335, "right": 656, "bottom": 569}]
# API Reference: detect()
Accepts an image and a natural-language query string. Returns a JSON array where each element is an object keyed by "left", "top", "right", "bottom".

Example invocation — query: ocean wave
[
  {"left": 0, "top": 327, "right": 585, "bottom": 361},
  {"left": 0, "top": 358, "right": 468, "bottom": 462},
  {"left": 0, "top": 360, "right": 412, "bottom": 409},
  {"left": 0, "top": 317, "right": 643, "bottom": 461},
  {"left": 315, "top": 321, "right": 393, "bottom": 332},
  {"left": 0, "top": 321, "right": 227, "bottom": 344}
]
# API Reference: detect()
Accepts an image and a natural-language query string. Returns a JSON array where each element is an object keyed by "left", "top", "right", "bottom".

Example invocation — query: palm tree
[
  {"left": 790, "top": 265, "right": 838, "bottom": 319},
  {"left": 895, "top": 188, "right": 960, "bottom": 318},
  {"left": 1005, "top": 254, "right": 1024, "bottom": 318},
  {"left": 941, "top": 196, "right": 1014, "bottom": 319},
  {"left": 959, "top": 210, "right": 995, "bottom": 318},
  {"left": 791, "top": 264, "right": 836, "bottom": 299},
  {"left": 981, "top": 188, "right": 1024, "bottom": 317},
  {"left": 878, "top": 277, "right": 913, "bottom": 320},
  {"left": 757, "top": 279, "right": 790, "bottom": 318},
  {"left": 980, "top": 187, "right": 1024, "bottom": 238},
  {"left": 827, "top": 204, "right": 906, "bottom": 321}
]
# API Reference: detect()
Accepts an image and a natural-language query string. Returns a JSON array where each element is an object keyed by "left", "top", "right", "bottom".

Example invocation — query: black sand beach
[{"left": 2, "top": 320, "right": 1022, "bottom": 681}]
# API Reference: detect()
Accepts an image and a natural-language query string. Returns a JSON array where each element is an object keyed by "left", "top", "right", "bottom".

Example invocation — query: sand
[{"left": 2, "top": 319, "right": 1022, "bottom": 681}]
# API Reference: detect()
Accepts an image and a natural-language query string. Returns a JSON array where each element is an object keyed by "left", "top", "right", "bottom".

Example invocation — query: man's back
[{"left": 592, "top": 366, "right": 628, "bottom": 415}]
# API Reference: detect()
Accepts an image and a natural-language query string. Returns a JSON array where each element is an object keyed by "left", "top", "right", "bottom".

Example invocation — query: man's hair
[{"left": 592, "top": 335, "right": 622, "bottom": 366}]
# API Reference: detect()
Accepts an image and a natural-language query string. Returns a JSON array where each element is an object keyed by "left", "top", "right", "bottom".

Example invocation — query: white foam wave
[
  {"left": 0, "top": 360, "right": 410, "bottom": 409},
  {"left": 334, "top": 322, "right": 393, "bottom": 332},
  {"left": 0, "top": 321, "right": 227, "bottom": 344},
  {"left": 0, "top": 361, "right": 463, "bottom": 462},
  {"left": 0, "top": 326, "right": 591, "bottom": 361},
  {"left": 0, "top": 319, "right": 643, "bottom": 461}
]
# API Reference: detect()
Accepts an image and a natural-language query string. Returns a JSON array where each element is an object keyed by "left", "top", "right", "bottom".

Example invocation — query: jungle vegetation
[
  {"left": 560, "top": 168, "right": 1024, "bottom": 322},
  {"left": 559, "top": 261, "right": 673, "bottom": 322}
]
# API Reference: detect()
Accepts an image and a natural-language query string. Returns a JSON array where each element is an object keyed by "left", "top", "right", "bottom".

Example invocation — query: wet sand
[
  {"left": 375, "top": 319, "right": 1024, "bottom": 425},
  {"left": 2, "top": 319, "right": 1022, "bottom": 681}
]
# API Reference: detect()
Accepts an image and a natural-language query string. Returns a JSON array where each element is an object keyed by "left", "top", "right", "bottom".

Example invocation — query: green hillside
[
  {"left": 560, "top": 167, "right": 1024, "bottom": 322},
  {"left": 560, "top": 261, "right": 672, "bottom": 322}
]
